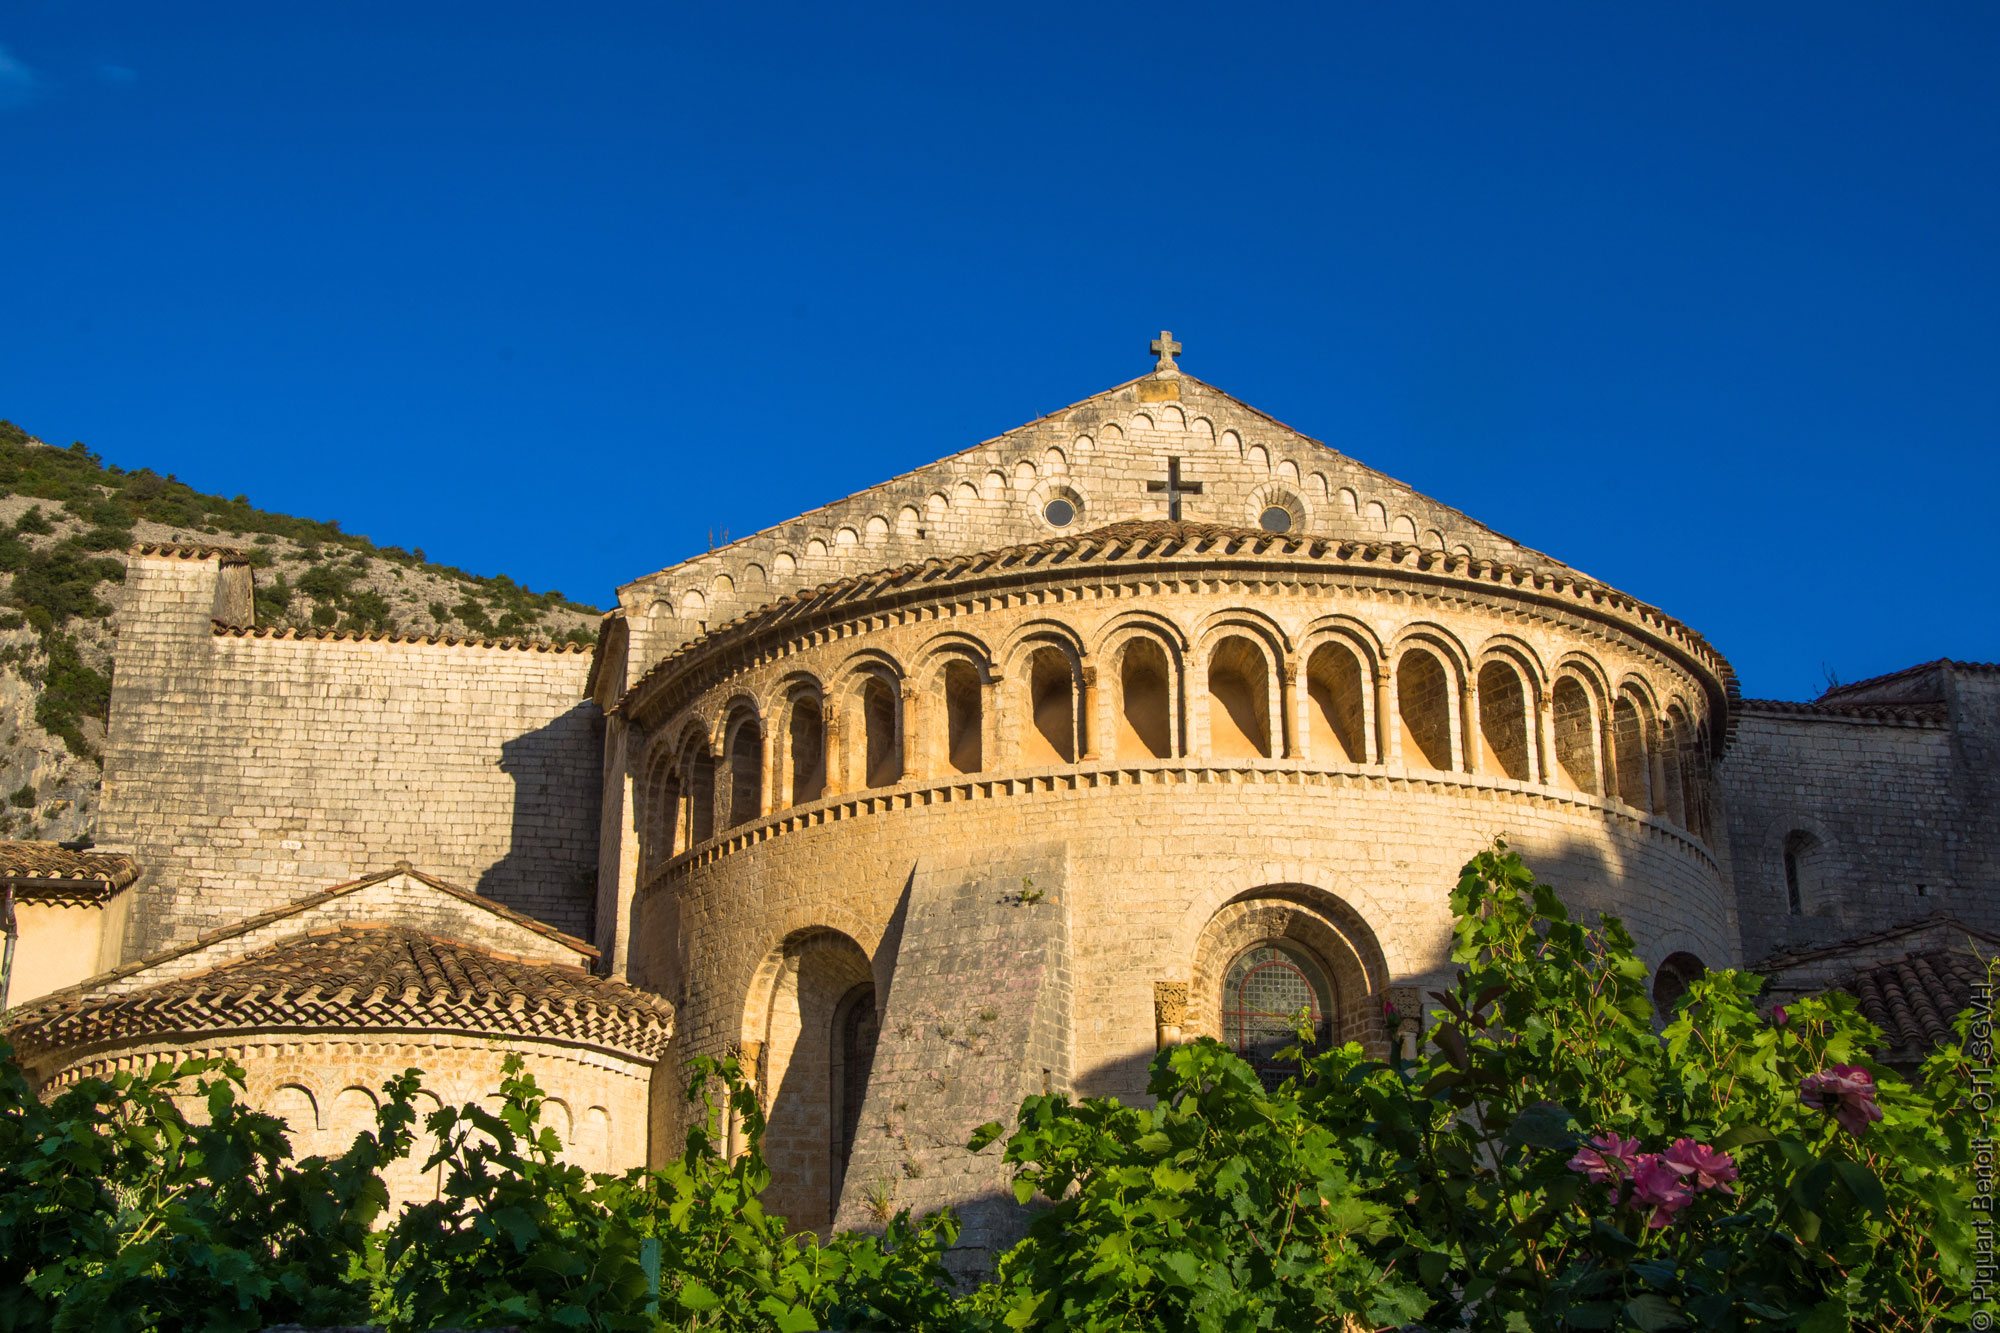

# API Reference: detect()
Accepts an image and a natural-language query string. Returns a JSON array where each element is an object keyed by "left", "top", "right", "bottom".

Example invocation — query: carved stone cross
[
  {"left": 1147, "top": 456, "right": 1204, "bottom": 521},
  {"left": 1151, "top": 330, "right": 1182, "bottom": 372}
]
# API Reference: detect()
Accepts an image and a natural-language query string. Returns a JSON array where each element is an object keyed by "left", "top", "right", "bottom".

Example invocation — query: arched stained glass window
[{"left": 1223, "top": 942, "right": 1334, "bottom": 1087}]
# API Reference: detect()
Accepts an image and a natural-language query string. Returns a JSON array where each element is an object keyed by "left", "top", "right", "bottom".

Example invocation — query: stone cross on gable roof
[{"left": 1151, "top": 330, "right": 1182, "bottom": 373}]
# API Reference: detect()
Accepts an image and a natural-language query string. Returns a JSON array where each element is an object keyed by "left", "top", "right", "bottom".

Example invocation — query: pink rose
[
  {"left": 1770, "top": 1005, "right": 1788, "bottom": 1026},
  {"left": 1630, "top": 1153, "right": 1693, "bottom": 1227},
  {"left": 1661, "top": 1138, "right": 1737, "bottom": 1194},
  {"left": 1800, "top": 1064, "right": 1885, "bottom": 1137},
  {"left": 1567, "top": 1132, "right": 1642, "bottom": 1188}
]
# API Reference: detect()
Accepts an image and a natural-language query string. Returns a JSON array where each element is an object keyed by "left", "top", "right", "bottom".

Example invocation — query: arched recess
[
  {"left": 1394, "top": 644, "right": 1457, "bottom": 772},
  {"left": 1117, "top": 636, "right": 1177, "bottom": 759},
  {"left": 1476, "top": 656, "right": 1535, "bottom": 781},
  {"left": 742, "top": 928, "right": 877, "bottom": 1235},
  {"left": 1659, "top": 705, "right": 1692, "bottom": 827},
  {"left": 1653, "top": 951, "right": 1707, "bottom": 1016},
  {"left": 1611, "top": 689, "right": 1653, "bottom": 812},
  {"left": 1780, "top": 826, "right": 1831, "bottom": 917},
  {"left": 681, "top": 737, "right": 718, "bottom": 847},
  {"left": 1023, "top": 645, "right": 1082, "bottom": 764},
  {"left": 1305, "top": 639, "right": 1371, "bottom": 764},
  {"left": 942, "top": 658, "right": 985, "bottom": 774},
  {"left": 780, "top": 682, "right": 827, "bottom": 807},
  {"left": 724, "top": 704, "right": 764, "bottom": 828},
  {"left": 639, "top": 742, "right": 683, "bottom": 877},
  {"left": 268, "top": 1083, "right": 319, "bottom": 1151},
  {"left": 834, "top": 657, "right": 905, "bottom": 790},
  {"left": 1189, "top": 887, "right": 1391, "bottom": 1071},
  {"left": 1207, "top": 634, "right": 1275, "bottom": 759},
  {"left": 1550, "top": 670, "right": 1602, "bottom": 794}
]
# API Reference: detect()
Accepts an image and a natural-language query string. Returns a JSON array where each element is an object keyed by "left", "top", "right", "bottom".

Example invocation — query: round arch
[{"left": 1188, "top": 885, "right": 1392, "bottom": 1060}]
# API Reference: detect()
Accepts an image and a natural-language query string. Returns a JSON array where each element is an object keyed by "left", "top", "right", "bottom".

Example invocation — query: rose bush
[{"left": 1, "top": 844, "right": 1981, "bottom": 1331}]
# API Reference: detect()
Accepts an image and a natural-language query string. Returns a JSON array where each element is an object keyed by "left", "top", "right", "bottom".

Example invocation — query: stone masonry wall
[
  {"left": 103, "top": 551, "right": 603, "bottom": 955},
  {"left": 43, "top": 1030, "right": 653, "bottom": 1204},
  {"left": 1721, "top": 684, "right": 2000, "bottom": 965},
  {"left": 830, "top": 841, "right": 1072, "bottom": 1273},
  {"left": 614, "top": 372, "right": 1597, "bottom": 672},
  {"left": 1718, "top": 709, "right": 1959, "bottom": 965}
]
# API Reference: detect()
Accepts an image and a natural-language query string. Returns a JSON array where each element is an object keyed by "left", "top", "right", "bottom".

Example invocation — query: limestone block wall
[
  {"left": 103, "top": 550, "right": 602, "bottom": 954},
  {"left": 615, "top": 374, "right": 1583, "bottom": 670},
  {"left": 78, "top": 869, "right": 592, "bottom": 1001},
  {"left": 1721, "top": 695, "right": 1994, "bottom": 965},
  {"left": 41, "top": 1031, "right": 653, "bottom": 1204},
  {"left": 618, "top": 542, "right": 1733, "bottom": 1249},
  {"left": 641, "top": 767, "right": 1730, "bottom": 1102}
]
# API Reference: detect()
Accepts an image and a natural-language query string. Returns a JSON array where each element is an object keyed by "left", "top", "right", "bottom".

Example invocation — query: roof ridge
[
  {"left": 1737, "top": 697, "right": 1949, "bottom": 725},
  {"left": 4, "top": 924, "right": 675, "bottom": 1064},
  {"left": 1817, "top": 658, "right": 2000, "bottom": 701},
  {"left": 1752, "top": 912, "right": 2000, "bottom": 972},
  {"left": 130, "top": 542, "right": 252, "bottom": 565},
  {"left": 212, "top": 621, "right": 590, "bottom": 654}
]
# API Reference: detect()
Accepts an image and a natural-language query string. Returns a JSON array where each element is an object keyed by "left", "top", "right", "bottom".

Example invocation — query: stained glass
[{"left": 1223, "top": 943, "right": 1332, "bottom": 1088}]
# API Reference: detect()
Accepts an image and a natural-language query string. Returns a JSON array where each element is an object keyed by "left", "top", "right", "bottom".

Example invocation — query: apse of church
[
  {"left": 593, "top": 333, "right": 1737, "bottom": 1251},
  {"left": 19, "top": 333, "right": 1989, "bottom": 1269}
]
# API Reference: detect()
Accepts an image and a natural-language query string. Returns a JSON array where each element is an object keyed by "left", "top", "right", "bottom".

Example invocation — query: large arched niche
[
  {"left": 1187, "top": 887, "right": 1391, "bottom": 1061},
  {"left": 738, "top": 927, "right": 878, "bottom": 1236}
]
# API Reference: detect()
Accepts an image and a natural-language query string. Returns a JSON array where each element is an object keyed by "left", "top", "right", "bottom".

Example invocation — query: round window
[
  {"left": 1259, "top": 505, "right": 1294, "bottom": 534},
  {"left": 1044, "top": 498, "right": 1077, "bottom": 528}
]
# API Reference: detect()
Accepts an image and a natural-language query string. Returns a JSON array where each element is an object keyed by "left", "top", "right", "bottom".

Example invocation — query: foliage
[
  {"left": 0, "top": 419, "right": 602, "bottom": 636},
  {"left": 35, "top": 631, "right": 112, "bottom": 761},
  {"left": 1298, "top": 847, "right": 1970, "bottom": 1330},
  {"left": 966, "top": 1039, "right": 1424, "bottom": 1331},
  {"left": 0, "top": 1046, "right": 413, "bottom": 1333},
  {"left": 965, "top": 845, "right": 1974, "bottom": 1331},
  {"left": 0, "top": 847, "right": 1980, "bottom": 1331}
]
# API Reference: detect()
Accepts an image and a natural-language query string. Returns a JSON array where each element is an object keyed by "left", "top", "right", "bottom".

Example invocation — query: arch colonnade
[{"left": 635, "top": 618, "right": 1713, "bottom": 881}]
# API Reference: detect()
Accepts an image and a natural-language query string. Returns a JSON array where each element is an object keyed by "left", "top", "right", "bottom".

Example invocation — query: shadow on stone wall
[{"left": 486, "top": 702, "right": 603, "bottom": 941}]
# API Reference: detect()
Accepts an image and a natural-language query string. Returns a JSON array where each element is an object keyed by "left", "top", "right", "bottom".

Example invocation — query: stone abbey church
[{"left": 4, "top": 338, "right": 1995, "bottom": 1260}]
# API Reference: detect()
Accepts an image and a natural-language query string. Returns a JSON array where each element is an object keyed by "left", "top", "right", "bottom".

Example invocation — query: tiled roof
[
  {"left": 211, "top": 622, "right": 591, "bottom": 654},
  {"left": 1755, "top": 915, "right": 1998, "bottom": 1061},
  {"left": 616, "top": 519, "right": 1735, "bottom": 719},
  {"left": 130, "top": 542, "right": 252, "bottom": 565},
  {"left": 4, "top": 925, "right": 674, "bottom": 1063},
  {"left": 1846, "top": 948, "right": 1989, "bottom": 1053},
  {"left": 0, "top": 842, "right": 139, "bottom": 897},
  {"left": 1736, "top": 698, "right": 1948, "bottom": 726}
]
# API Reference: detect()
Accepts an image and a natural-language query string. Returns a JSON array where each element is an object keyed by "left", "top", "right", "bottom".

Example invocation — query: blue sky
[{"left": 1, "top": 4, "right": 1994, "bottom": 699}]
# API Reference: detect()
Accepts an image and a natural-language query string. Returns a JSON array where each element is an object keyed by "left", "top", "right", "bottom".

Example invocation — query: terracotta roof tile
[
  {"left": 4, "top": 925, "right": 674, "bottom": 1063},
  {"left": 616, "top": 519, "right": 1735, "bottom": 719},
  {"left": 1847, "top": 948, "right": 1989, "bottom": 1054},
  {"left": 1756, "top": 915, "right": 1997, "bottom": 1062},
  {"left": 0, "top": 842, "right": 139, "bottom": 896},
  {"left": 211, "top": 623, "right": 590, "bottom": 654},
  {"left": 130, "top": 542, "right": 252, "bottom": 565}
]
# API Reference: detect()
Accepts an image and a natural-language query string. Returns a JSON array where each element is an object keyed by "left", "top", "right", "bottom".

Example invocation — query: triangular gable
[
  {"left": 35, "top": 864, "right": 594, "bottom": 1006},
  {"left": 612, "top": 363, "right": 1590, "bottom": 679}
]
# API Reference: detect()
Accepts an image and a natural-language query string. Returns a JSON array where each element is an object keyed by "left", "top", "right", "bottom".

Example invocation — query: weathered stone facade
[{"left": 7, "top": 340, "right": 1993, "bottom": 1261}]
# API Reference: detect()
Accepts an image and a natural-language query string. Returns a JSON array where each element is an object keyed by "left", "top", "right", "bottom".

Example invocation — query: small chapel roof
[
  {"left": 0, "top": 842, "right": 139, "bottom": 898},
  {"left": 4, "top": 924, "right": 676, "bottom": 1065},
  {"left": 1754, "top": 914, "right": 1998, "bottom": 1065}
]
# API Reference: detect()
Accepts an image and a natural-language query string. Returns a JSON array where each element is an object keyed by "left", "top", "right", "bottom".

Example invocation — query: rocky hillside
[{"left": 0, "top": 420, "right": 602, "bottom": 845}]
